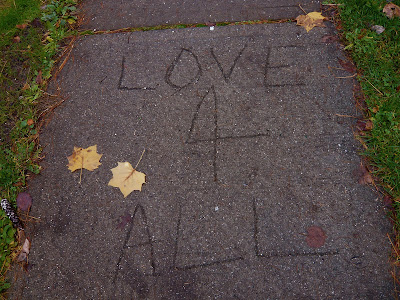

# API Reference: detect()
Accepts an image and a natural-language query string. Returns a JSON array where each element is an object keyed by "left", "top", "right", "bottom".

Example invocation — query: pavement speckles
[{"left": 10, "top": 19, "right": 393, "bottom": 300}]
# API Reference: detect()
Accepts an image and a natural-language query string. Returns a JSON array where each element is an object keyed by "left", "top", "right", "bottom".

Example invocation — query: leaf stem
[
  {"left": 335, "top": 113, "right": 358, "bottom": 118},
  {"left": 299, "top": 4, "right": 307, "bottom": 14},
  {"left": 135, "top": 149, "right": 146, "bottom": 169},
  {"left": 365, "top": 78, "right": 383, "bottom": 95},
  {"left": 79, "top": 156, "right": 83, "bottom": 184}
]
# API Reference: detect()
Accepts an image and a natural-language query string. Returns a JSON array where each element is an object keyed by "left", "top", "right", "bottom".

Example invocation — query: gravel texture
[{"left": 11, "top": 22, "right": 393, "bottom": 299}]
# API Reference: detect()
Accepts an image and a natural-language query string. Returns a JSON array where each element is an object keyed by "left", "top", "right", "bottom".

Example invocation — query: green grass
[
  {"left": 332, "top": 0, "right": 400, "bottom": 283},
  {"left": 0, "top": 0, "right": 41, "bottom": 33},
  {"left": 0, "top": 0, "right": 77, "bottom": 296}
]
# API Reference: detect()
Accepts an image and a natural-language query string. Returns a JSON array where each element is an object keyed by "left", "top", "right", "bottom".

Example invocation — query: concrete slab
[
  {"left": 11, "top": 23, "right": 392, "bottom": 298},
  {"left": 80, "top": 0, "right": 321, "bottom": 30}
]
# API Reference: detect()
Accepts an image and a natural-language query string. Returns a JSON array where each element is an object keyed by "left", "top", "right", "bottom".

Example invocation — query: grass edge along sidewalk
[
  {"left": 0, "top": 0, "right": 78, "bottom": 296},
  {"left": 330, "top": 0, "right": 400, "bottom": 295}
]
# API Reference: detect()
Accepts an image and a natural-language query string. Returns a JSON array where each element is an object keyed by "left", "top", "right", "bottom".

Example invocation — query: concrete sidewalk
[
  {"left": 11, "top": 1, "right": 392, "bottom": 299},
  {"left": 80, "top": 0, "right": 320, "bottom": 30}
]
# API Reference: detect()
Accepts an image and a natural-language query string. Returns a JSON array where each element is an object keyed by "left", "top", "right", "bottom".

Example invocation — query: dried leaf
[
  {"left": 16, "top": 23, "right": 28, "bottom": 29},
  {"left": 13, "top": 36, "right": 21, "bottom": 43},
  {"left": 17, "top": 238, "right": 31, "bottom": 262},
  {"left": 383, "top": 3, "right": 400, "bottom": 19},
  {"left": 31, "top": 18, "right": 42, "bottom": 28},
  {"left": 357, "top": 28, "right": 368, "bottom": 40},
  {"left": 67, "top": 145, "right": 102, "bottom": 172},
  {"left": 365, "top": 120, "right": 373, "bottom": 130},
  {"left": 17, "top": 252, "right": 27, "bottom": 262},
  {"left": 35, "top": 70, "right": 43, "bottom": 85},
  {"left": 17, "top": 192, "right": 32, "bottom": 211},
  {"left": 321, "top": 35, "right": 338, "bottom": 43},
  {"left": 360, "top": 172, "right": 373, "bottom": 185},
  {"left": 371, "top": 25, "right": 385, "bottom": 34},
  {"left": 353, "top": 82, "right": 367, "bottom": 110},
  {"left": 338, "top": 58, "right": 356, "bottom": 73},
  {"left": 357, "top": 164, "right": 373, "bottom": 185},
  {"left": 22, "top": 83, "right": 30, "bottom": 91},
  {"left": 306, "top": 226, "right": 326, "bottom": 248},
  {"left": 296, "top": 12, "right": 327, "bottom": 32},
  {"left": 108, "top": 162, "right": 146, "bottom": 197},
  {"left": 356, "top": 119, "right": 373, "bottom": 132},
  {"left": 22, "top": 238, "right": 30, "bottom": 254},
  {"left": 383, "top": 195, "right": 393, "bottom": 208}
]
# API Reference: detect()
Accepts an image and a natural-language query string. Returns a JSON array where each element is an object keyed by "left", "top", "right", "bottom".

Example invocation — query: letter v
[{"left": 210, "top": 43, "right": 248, "bottom": 83}]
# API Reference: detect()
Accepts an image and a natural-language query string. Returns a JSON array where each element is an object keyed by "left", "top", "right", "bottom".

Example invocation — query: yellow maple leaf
[
  {"left": 67, "top": 145, "right": 102, "bottom": 172},
  {"left": 108, "top": 162, "right": 146, "bottom": 197},
  {"left": 296, "top": 12, "right": 327, "bottom": 32}
]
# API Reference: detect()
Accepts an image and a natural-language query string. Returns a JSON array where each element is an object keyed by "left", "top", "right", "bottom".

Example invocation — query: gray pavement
[
  {"left": 81, "top": 0, "right": 320, "bottom": 30},
  {"left": 11, "top": 2, "right": 393, "bottom": 299}
]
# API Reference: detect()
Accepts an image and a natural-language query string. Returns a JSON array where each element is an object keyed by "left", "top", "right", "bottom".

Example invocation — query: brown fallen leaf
[
  {"left": 16, "top": 23, "right": 28, "bottom": 30},
  {"left": 35, "top": 70, "right": 43, "bottom": 85},
  {"left": 372, "top": 106, "right": 379, "bottom": 113},
  {"left": 357, "top": 28, "right": 368, "bottom": 40},
  {"left": 108, "top": 162, "right": 146, "bottom": 197},
  {"left": 360, "top": 172, "right": 373, "bottom": 185},
  {"left": 17, "top": 238, "right": 31, "bottom": 262},
  {"left": 383, "top": 3, "right": 400, "bottom": 19},
  {"left": 383, "top": 195, "right": 393, "bottom": 208},
  {"left": 13, "top": 36, "right": 21, "bottom": 43},
  {"left": 67, "top": 145, "right": 102, "bottom": 172},
  {"left": 306, "top": 226, "right": 326, "bottom": 248},
  {"left": 17, "top": 192, "right": 32, "bottom": 212},
  {"left": 365, "top": 120, "right": 373, "bottom": 130},
  {"left": 338, "top": 58, "right": 356, "bottom": 73},
  {"left": 356, "top": 119, "right": 373, "bottom": 132},
  {"left": 22, "top": 83, "right": 30, "bottom": 91},
  {"left": 22, "top": 238, "right": 30, "bottom": 252},
  {"left": 321, "top": 35, "right": 338, "bottom": 43},
  {"left": 31, "top": 18, "right": 42, "bottom": 28},
  {"left": 353, "top": 82, "right": 367, "bottom": 110},
  {"left": 357, "top": 164, "right": 373, "bottom": 185},
  {"left": 296, "top": 12, "right": 327, "bottom": 32}
]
